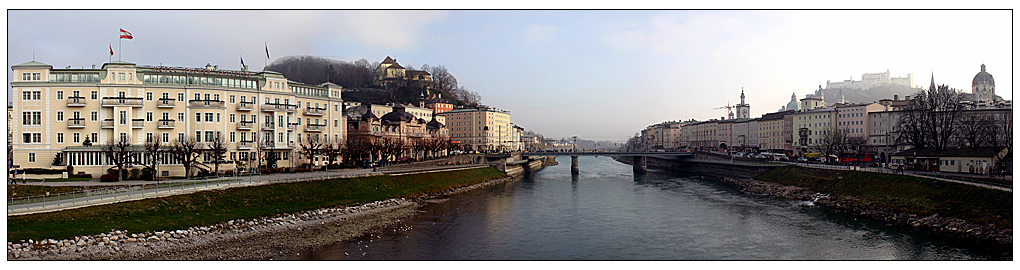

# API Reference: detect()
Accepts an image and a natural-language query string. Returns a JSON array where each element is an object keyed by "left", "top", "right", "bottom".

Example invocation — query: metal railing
[
  {"left": 237, "top": 121, "right": 254, "bottom": 130},
  {"left": 157, "top": 98, "right": 176, "bottom": 108},
  {"left": 101, "top": 97, "right": 144, "bottom": 107},
  {"left": 303, "top": 107, "right": 326, "bottom": 116},
  {"left": 157, "top": 119, "right": 175, "bottom": 129},
  {"left": 188, "top": 99, "right": 226, "bottom": 109},
  {"left": 66, "top": 96, "right": 87, "bottom": 107},
  {"left": 304, "top": 124, "right": 326, "bottom": 132},
  {"left": 67, "top": 118, "right": 87, "bottom": 128},
  {"left": 261, "top": 103, "right": 297, "bottom": 112}
]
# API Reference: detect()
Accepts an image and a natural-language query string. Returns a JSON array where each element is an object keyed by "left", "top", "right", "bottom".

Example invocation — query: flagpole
[{"left": 118, "top": 37, "right": 122, "bottom": 62}]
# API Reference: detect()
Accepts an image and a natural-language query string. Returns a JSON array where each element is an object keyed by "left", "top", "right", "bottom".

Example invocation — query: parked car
[{"left": 797, "top": 157, "right": 808, "bottom": 163}]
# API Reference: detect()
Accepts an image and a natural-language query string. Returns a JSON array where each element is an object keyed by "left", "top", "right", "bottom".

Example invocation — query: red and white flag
[
  {"left": 120, "top": 28, "right": 133, "bottom": 39},
  {"left": 109, "top": 44, "right": 114, "bottom": 56}
]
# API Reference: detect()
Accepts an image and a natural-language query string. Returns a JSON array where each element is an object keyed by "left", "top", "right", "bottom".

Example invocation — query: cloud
[
  {"left": 331, "top": 11, "right": 450, "bottom": 50},
  {"left": 522, "top": 24, "right": 558, "bottom": 43},
  {"left": 600, "top": 12, "right": 753, "bottom": 56}
]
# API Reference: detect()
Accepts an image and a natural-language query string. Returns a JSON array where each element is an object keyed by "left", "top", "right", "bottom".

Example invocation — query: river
[{"left": 296, "top": 156, "right": 1009, "bottom": 260}]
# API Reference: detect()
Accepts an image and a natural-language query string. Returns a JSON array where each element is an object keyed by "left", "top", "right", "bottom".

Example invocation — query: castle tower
[{"left": 736, "top": 88, "right": 750, "bottom": 119}]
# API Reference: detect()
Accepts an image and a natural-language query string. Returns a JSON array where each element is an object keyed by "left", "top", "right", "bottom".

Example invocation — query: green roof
[{"left": 11, "top": 61, "right": 52, "bottom": 68}]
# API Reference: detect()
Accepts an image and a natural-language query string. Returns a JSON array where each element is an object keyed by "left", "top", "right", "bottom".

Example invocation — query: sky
[{"left": 5, "top": 9, "right": 1014, "bottom": 141}]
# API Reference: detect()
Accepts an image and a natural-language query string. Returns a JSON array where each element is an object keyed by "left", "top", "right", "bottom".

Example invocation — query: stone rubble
[{"left": 8, "top": 198, "right": 409, "bottom": 260}]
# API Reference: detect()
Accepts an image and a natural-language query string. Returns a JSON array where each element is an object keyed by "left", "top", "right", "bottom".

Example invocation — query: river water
[{"left": 299, "top": 156, "right": 1009, "bottom": 260}]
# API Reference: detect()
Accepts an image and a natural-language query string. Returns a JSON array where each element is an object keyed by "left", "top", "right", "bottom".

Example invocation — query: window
[
  {"left": 196, "top": 113, "right": 202, "bottom": 122},
  {"left": 196, "top": 131, "right": 202, "bottom": 142},
  {"left": 145, "top": 112, "right": 153, "bottom": 122},
  {"left": 119, "top": 111, "right": 127, "bottom": 125},
  {"left": 91, "top": 133, "right": 97, "bottom": 143},
  {"left": 22, "top": 111, "right": 41, "bottom": 125},
  {"left": 216, "top": 113, "right": 221, "bottom": 123},
  {"left": 229, "top": 95, "right": 235, "bottom": 103},
  {"left": 240, "top": 96, "right": 246, "bottom": 103},
  {"left": 146, "top": 132, "right": 153, "bottom": 142},
  {"left": 91, "top": 91, "right": 98, "bottom": 100},
  {"left": 57, "top": 111, "right": 64, "bottom": 121},
  {"left": 205, "top": 93, "right": 211, "bottom": 100},
  {"left": 214, "top": 94, "right": 220, "bottom": 101},
  {"left": 57, "top": 133, "right": 64, "bottom": 143},
  {"left": 57, "top": 91, "right": 64, "bottom": 100},
  {"left": 89, "top": 111, "right": 97, "bottom": 122},
  {"left": 229, "top": 114, "right": 236, "bottom": 123},
  {"left": 205, "top": 113, "right": 214, "bottom": 122},
  {"left": 205, "top": 131, "right": 213, "bottom": 142},
  {"left": 230, "top": 132, "right": 236, "bottom": 142},
  {"left": 178, "top": 93, "right": 185, "bottom": 102},
  {"left": 119, "top": 73, "right": 125, "bottom": 81},
  {"left": 146, "top": 92, "right": 153, "bottom": 101},
  {"left": 178, "top": 133, "right": 185, "bottom": 143},
  {"left": 28, "top": 153, "right": 35, "bottom": 163},
  {"left": 162, "top": 112, "right": 170, "bottom": 120},
  {"left": 178, "top": 113, "right": 185, "bottom": 122},
  {"left": 120, "top": 132, "right": 128, "bottom": 142},
  {"left": 73, "top": 133, "right": 80, "bottom": 143}
]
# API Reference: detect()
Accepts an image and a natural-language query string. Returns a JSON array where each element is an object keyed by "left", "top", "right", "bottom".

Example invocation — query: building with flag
[{"left": 10, "top": 60, "right": 345, "bottom": 177}]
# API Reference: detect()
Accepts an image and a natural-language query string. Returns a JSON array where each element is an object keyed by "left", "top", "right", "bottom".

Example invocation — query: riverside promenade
[{"left": 8, "top": 164, "right": 488, "bottom": 216}]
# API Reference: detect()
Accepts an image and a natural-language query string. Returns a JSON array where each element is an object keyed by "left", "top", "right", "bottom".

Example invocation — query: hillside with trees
[
  {"left": 822, "top": 84, "right": 923, "bottom": 104},
  {"left": 265, "top": 56, "right": 481, "bottom": 106}
]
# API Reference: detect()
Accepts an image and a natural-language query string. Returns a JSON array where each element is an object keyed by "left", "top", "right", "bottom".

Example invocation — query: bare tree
[
  {"left": 320, "top": 137, "right": 345, "bottom": 167},
  {"left": 819, "top": 126, "right": 848, "bottom": 158},
  {"left": 956, "top": 112, "right": 991, "bottom": 148},
  {"left": 378, "top": 137, "right": 404, "bottom": 165},
  {"left": 208, "top": 133, "right": 229, "bottom": 176},
  {"left": 299, "top": 135, "right": 323, "bottom": 168},
  {"left": 410, "top": 137, "right": 427, "bottom": 160},
  {"left": 170, "top": 136, "right": 201, "bottom": 180},
  {"left": 143, "top": 137, "right": 163, "bottom": 181},
  {"left": 426, "top": 65, "right": 458, "bottom": 92},
  {"left": 102, "top": 136, "right": 133, "bottom": 182}
]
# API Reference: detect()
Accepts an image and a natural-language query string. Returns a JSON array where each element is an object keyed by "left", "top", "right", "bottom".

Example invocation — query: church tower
[
  {"left": 736, "top": 88, "right": 750, "bottom": 119},
  {"left": 971, "top": 64, "right": 995, "bottom": 103}
]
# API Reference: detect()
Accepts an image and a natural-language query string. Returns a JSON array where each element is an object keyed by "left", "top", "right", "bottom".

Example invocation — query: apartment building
[{"left": 438, "top": 106, "right": 514, "bottom": 151}]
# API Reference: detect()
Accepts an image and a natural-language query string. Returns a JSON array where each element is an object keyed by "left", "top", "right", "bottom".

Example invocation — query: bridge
[{"left": 520, "top": 151, "right": 694, "bottom": 174}]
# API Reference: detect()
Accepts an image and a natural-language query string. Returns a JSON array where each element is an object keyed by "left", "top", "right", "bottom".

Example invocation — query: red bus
[{"left": 839, "top": 153, "right": 874, "bottom": 164}]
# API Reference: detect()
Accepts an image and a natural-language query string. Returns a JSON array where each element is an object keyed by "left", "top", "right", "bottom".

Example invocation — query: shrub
[
  {"left": 66, "top": 164, "right": 74, "bottom": 175},
  {"left": 19, "top": 168, "right": 66, "bottom": 174},
  {"left": 140, "top": 168, "right": 154, "bottom": 181},
  {"left": 129, "top": 169, "right": 141, "bottom": 180},
  {"left": 76, "top": 174, "right": 93, "bottom": 179},
  {"left": 224, "top": 170, "right": 233, "bottom": 175},
  {"left": 99, "top": 174, "right": 118, "bottom": 182},
  {"left": 327, "top": 163, "right": 342, "bottom": 170}
]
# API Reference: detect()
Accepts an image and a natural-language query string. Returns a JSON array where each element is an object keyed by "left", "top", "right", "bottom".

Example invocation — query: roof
[
  {"left": 891, "top": 147, "right": 1005, "bottom": 158},
  {"left": 12, "top": 61, "right": 52, "bottom": 69},
  {"left": 760, "top": 110, "right": 794, "bottom": 121},
  {"left": 972, "top": 64, "right": 994, "bottom": 86},
  {"left": 381, "top": 56, "right": 398, "bottom": 64},
  {"left": 380, "top": 111, "right": 415, "bottom": 123}
]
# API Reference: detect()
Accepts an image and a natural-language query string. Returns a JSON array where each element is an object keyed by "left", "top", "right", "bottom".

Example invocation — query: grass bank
[
  {"left": 7, "top": 167, "right": 507, "bottom": 242},
  {"left": 755, "top": 166, "right": 1011, "bottom": 228}
]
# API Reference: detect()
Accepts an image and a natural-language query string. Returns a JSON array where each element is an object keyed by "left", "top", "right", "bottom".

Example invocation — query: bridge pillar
[
  {"left": 633, "top": 156, "right": 647, "bottom": 174},
  {"left": 570, "top": 156, "right": 579, "bottom": 174}
]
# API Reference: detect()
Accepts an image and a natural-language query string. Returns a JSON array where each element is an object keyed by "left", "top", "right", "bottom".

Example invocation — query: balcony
[
  {"left": 304, "top": 124, "right": 326, "bottom": 132},
  {"left": 237, "top": 121, "right": 254, "bottom": 130},
  {"left": 132, "top": 119, "right": 145, "bottom": 128},
  {"left": 261, "top": 103, "right": 297, "bottom": 113},
  {"left": 188, "top": 99, "right": 226, "bottom": 109},
  {"left": 101, "top": 97, "right": 143, "bottom": 107},
  {"left": 303, "top": 107, "right": 326, "bottom": 116},
  {"left": 262, "top": 122, "right": 275, "bottom": 131},
  {"left": 287, "top": 122, "right": 300, "bottom": 130},
  {"left": 101, "top": 119, "right": 114, "bottom": 128},
  {"left": 66, "top": 118, "right": 86, "bottom": 128},
  {"left": 157, "top": 119, "right": 175, "bottom": 129},
  {"left": 157, "top": 98, "right": 176, "bottom": 108},
  {"left": 238, "top": 141, "right": 256, "bottom": 149},
  {"left": 66, "top": 96, "right": 87, "bottom": 107},
  {"left": 236, "top": 102, "right": 255, "bottom": 111}
]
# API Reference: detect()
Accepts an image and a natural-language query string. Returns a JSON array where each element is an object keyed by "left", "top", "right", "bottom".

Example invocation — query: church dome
[
  {"left": 972, "top": 64, "right": 994, "bottom": 86},
  {"left": 785, "top": 92, "right": 801, "bottom": 111}
]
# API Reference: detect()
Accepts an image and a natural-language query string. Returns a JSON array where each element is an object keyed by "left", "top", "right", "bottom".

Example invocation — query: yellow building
[
  {"left": 10, "top": 60, "right": 345, "bottom": 177},
  {"left": 438, "top": 106, "right": 514, "bottom": 152}
]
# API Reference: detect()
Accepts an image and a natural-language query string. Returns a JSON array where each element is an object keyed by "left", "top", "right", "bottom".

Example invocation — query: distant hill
[{"left": 823, "top": 84, "right": 924, "bottom": 104}]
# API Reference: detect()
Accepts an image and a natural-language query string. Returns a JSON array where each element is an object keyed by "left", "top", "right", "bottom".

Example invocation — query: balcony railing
[
  {"left": 66, "top": 118, "right": 86, "bottom": 128},
  {"left": 132, "top": 119, "right": 145, "bottom": 128},
  {"left": 304, "top": 124, "right": 326, "bottom": 132},
  {"left": 303, "top": 107, "right": 326, "bottom": 116},
  {"left": 188, "top": 99, "right": 226, "bottom": 109},
  {"left": 157, "top": 119, "right": 175, "bottom": 129},
  {"left": 238, "top": 141, "right": 256, "bottom": 149},
  {"left": 261, "top": 103, "right": 297, "bottom": 113},
  {"left": 101, "top": 119, "right": 114, "bottom": 128},
  {"left": 66, "top": 96, "right": 87, "bottom": 107},
  {"left": 157, "top": 98, "right": 176, "bottom": 108},
  {"left": 287, "top": 122, "right": 300, "bottom": 130},
  {"left": 237, "top": 121, "right": 254, "bottom": 130},
  {"left": 237, "top": 102, "right": 255, "bottom": 111},
  {"left": 262, "top": 122, "right": 275, "bottom": 130},
  {"left": 101, "top": 97, "right": 144, "bottom": 107}
]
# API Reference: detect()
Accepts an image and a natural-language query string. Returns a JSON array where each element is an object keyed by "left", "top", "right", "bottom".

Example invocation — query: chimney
[
  {"left": 894, "top": 95, "right": 898, "bottom": 101},
  {"left": 213, "top": 65, "right": 219, "bottom": 70},
  {"left": 92, "top": 64, "right": 96, "bottom": 69}
]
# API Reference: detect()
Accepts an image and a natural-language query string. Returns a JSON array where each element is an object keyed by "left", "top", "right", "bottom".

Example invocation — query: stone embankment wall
[
  {"left": 503, "top": 159, "right": 545, "bottom": 177},
  {"left": 715, "top": 176, "right": 1012, "bottom": 247},
  {"left": 381, "top": 154, "right": 483, "bottom": 171},
  {"left": 614, "top": 156, "right": 774, "bottom": 178}
]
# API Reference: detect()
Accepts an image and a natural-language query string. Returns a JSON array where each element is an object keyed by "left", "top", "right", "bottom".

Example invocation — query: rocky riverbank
[
  {"left": 7, "top": 175, "right": 520, "bottom": 260},
  {"left": 714, "top": 175, "right": 1012, "bottom": 248}
]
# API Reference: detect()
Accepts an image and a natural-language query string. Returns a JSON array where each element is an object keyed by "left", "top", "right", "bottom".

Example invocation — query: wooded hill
[{"left": 265, "top": 56, "right": 481, "bottom": 106}]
